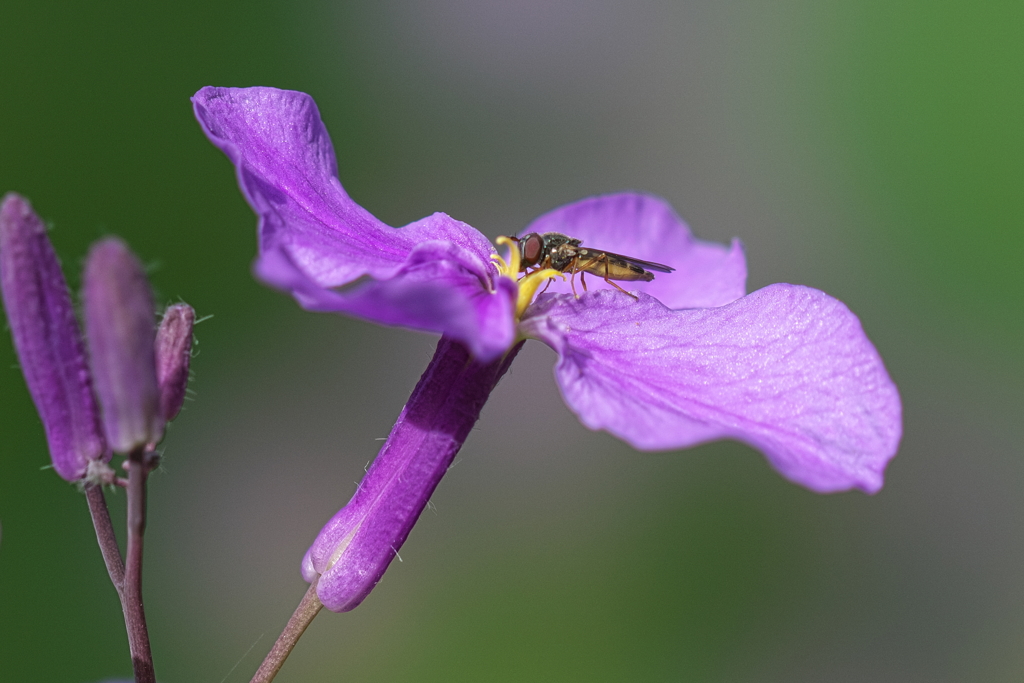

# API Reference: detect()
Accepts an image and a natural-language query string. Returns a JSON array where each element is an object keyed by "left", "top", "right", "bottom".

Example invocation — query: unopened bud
[
  {"left": 82, "top": 238, "right": 163, "bottom": 452},
  {"left": 155, "top": 303, "right": 195, "bottom": 422},
  {"left": 0, "top": 193, "right": 108, "bottom": 481}
]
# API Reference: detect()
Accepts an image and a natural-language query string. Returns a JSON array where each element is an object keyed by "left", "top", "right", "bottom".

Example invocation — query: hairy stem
[
  {"left": 251, "top": 578, "right": 324, "bottom": 683},
  {"left": 85, "top": 484, "right": 124, "bottom": 590},
  {"left": 123, "top": 447, "right": 155, "bottom": 683}
]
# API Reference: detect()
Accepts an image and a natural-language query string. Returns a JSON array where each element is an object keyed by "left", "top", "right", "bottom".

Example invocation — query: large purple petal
[
  {"left": 193, "top": 86, "right": 514, "bottom": 359},
  {"left": 523, "top": 193, "right": 747, "bottom": 309},
  {"left": 520, "top": 286, "right": 901, "bottom": 493}
]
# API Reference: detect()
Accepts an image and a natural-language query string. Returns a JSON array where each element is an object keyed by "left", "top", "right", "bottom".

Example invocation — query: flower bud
[
  {"left": 155, "top": 303, "right": 195, "bottom": 422},
  {"left": 0, "top": 193, "right": 107, "bottom": 480},
  {"left": 82, "top": 238, "right": 163, "bottom": 452}
]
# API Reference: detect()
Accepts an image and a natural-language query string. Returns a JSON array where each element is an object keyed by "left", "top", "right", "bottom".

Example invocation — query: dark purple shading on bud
[
  {"left": 82, "top": 238, "right": 163, "bottom": 452},
  {"left": 155, "top": 303, "right": 194, "bottom": 422},
  {"left": 0, "top": 193, "right": 107, "bottom": 481}
]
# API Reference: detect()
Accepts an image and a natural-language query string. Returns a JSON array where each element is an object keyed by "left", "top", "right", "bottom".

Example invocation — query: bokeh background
[{"left": 1, "top": 1, "right": 1021, "bottom": 681}]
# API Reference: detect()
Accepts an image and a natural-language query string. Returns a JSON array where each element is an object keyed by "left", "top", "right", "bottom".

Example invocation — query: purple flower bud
[
  {"left": 82, "top": 238, "right": 163, "bottom": 452},
  {"left": 0, "top": 193, "right": 107, "bottom": 481},
  {"left": 154, "top": 303, "right": 195, "bottom": 422}
]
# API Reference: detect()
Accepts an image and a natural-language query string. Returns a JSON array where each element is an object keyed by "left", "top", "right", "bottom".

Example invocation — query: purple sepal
[
  {"left": 520, "top": 285, "right": 902, "bottom": 493},
  {"left": 523, "top": 192, "right": 747, "bottom": 308},
  {"left": 83, "top": 238, "right": 163, "bottom": 452},
  {"left": 155, "top": 303, "right": 195, "bottom": 422},
  {"left": 192, "top": 86, "right": 516, "bottom": 361},
  {"left": 0, "top": 193, "right": 107, "bottom": 481},
  {"left": 304, "top": 337, "right": 520, "bottom": 612}
]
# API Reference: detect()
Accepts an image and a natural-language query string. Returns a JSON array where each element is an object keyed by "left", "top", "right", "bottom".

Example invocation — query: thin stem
[
  {"left": 85, "top": 460, "right": 156, "bottom": 681},
  {"left": 251, "top": 577, "right": 324, "bottom": 683},
  {"left": 85, "top": 484, "right": 125, "bottom": 591},
  {"left": 123, "top": 447, "right": 155, "bottom": 683}
]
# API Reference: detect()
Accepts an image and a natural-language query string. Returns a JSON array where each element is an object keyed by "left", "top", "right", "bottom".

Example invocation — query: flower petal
[
  {"left": 522, "top": 193, "right": 746, "bottom": 308},
  {"left": 193, "top": 86, "right": 513, "bottom": 359},
  {"left": 254, "top": 239, "right": 518, "bottom": 360},
  {"left": 520, "top": 286, "right": 902, "bottom": 493}
]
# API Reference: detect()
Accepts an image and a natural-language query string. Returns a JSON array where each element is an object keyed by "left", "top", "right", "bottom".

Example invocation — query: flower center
[{"left": 491, "top": 236, "right": 564, "bottom": 321}]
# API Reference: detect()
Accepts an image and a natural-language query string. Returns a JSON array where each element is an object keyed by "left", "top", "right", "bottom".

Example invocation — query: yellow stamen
[
  {"left": 491, "top": 235, "right": 564, "bottom": 320},
  {"left": 490, "top": 235, "right": 521, "bottom": 278},
  {"left": 515, "top": 267, "right": 563, "bottom": 319}
]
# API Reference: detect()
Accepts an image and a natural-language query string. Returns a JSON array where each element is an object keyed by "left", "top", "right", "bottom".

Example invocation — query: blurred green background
[{"left": 1, "top": 1, "right": 1021, "bottom": 681}]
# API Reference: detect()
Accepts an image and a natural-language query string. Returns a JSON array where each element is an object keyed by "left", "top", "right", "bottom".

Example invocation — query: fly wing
[{"left": 600, "top": 250, "right": 675, "bottom": 274}]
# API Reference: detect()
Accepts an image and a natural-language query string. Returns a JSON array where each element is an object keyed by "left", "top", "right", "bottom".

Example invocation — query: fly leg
[
  {"left": 576, "top": 255, "right": 640, "bottom": 300},
  {"left": 575, "top": 255, "right": 604, "bottom": 296},
  {"left": 603, "top": 278, "right": 638, "bottom": 299},
  {"left": 525, "top": 267, "right": 556, "bottom": 296},
  {"left": 602, "top": 258, "right": 639, "bottom": 300}
]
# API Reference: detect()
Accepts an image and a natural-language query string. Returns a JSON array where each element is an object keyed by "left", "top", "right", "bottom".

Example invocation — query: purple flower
[{"left": 193, "top": 86, "right": 902, "bottom": 611}]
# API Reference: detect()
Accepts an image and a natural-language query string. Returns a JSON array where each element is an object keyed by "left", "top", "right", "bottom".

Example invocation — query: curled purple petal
[
  {"left": 155, "top": 303, "right": 195, "bottom": 422},
  {"left": 523, "top": 193, "right": 747, "bottom": 308},
  {"left": 193, "top": 86, "right": 515, "bottom": 360},
  {"left": 254, "top": 237, "right": 518, "bottom": 360},
  {"left": 520, "top": 285, "right": 902, "bottom": 493},
  {"left": 83, "top": 238, "right": 163, "bottom": 452},
  {"left": 304, "top": 337, "right": 521, "bottom": 612},
  {"left": 0, "top": 194, "right": 107, "bottom": 481}
]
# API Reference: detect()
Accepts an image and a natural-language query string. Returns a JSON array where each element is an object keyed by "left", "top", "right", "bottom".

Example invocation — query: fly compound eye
[{"left": 521, "top": 233, "right": 545, "bottom": 268}]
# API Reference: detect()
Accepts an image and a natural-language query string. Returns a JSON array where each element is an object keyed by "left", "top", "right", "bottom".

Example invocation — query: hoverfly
[{"left": 511, "top": 231, "right": 675, "bottom": 298}]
